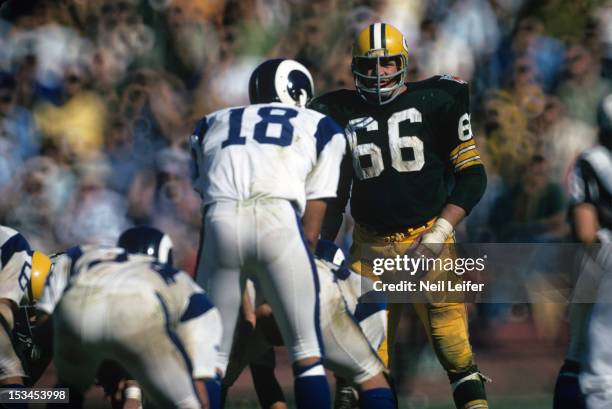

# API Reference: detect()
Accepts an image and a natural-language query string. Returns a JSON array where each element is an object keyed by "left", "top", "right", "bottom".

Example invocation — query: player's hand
[
  {"left": 123, "top": 397, "right": 142, "bottom": 409},
  {"left": 12, "top": 309, "right": 53, "bottom": 385},
  {"left": 416, "top": 217, "right": 454, "bottom": 258},
  {"left": 122, "top": 381, "right": 143, "bottom": 409},
  {"left": 256, "top": 304, "right": 284, "bottom": 346},
  {"left": 194, "top": 378, "right": 210, "bottom": 409},
  {"left": 408, "top": 218, "right": 454, "bottom": 280}
]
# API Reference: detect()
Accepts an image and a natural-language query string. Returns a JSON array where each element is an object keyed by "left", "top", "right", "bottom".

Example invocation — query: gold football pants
[{"left": 349, "top": 221, "right": 474, "bottom": 373}]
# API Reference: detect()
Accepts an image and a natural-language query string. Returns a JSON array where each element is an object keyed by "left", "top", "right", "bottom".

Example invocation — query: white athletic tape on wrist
[
  {"left": 421, "top": 218, "right": 453, "bottom": 244},
  {"left": 125, "top": 386, "right": 142, "bottom": 401}
]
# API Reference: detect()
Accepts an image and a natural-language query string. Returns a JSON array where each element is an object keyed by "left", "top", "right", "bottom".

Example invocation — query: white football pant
[
  {"left": 198, "top": 199, "right": 323, "bottom": 373},
  {"left": 53, "top": 289, "right": 202, "bottom": 409}
]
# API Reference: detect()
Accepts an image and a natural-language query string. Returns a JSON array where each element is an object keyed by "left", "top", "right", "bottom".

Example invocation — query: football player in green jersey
[{"left": 309, "top": 23, "right": 489, "bottom": 409}]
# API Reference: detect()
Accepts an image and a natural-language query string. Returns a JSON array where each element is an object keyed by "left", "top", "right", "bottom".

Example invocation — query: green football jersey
[{"left": 309, "top": 75, "right": 485, "bottom": 232}]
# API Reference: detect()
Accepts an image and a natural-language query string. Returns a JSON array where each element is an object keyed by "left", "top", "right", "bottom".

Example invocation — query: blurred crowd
[{"left": 0, "top": 0, "right": 611, "bottom": 273}]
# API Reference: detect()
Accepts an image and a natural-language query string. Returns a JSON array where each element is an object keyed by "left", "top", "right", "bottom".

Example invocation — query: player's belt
[{"left": 357, "top": 218, "right": 435, "bottom": 243}]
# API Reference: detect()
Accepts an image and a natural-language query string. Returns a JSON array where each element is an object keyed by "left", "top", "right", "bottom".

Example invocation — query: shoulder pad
[
  {"left": 309, "top": 89, "right": 357, "bottom": 114},
  {"left": 438, "top": 74, "right": 467, "bottom": 84},
  {"left": 407, "top": 75, "right": 468, "bottom": 95},
  {"left": 410, "top": 75, "right": 469, "bottom": 107},
  {"left": 432, "top": 74, "right": 468, "bottom": 94},
  {"left": 0, "top": 230, "right": 30, "bottom": 268}
]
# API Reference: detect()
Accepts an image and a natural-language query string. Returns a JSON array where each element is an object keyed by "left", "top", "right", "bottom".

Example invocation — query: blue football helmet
[
  {"left": 117, "top": 226, "right": 174, "bottom": 265},
  {"left": 248, "top": 59, "right": 314, "bottom": 108}
]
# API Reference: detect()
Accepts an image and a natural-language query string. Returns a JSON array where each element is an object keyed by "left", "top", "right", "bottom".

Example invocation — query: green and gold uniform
[
  {"left": 310, "top": 75, "right": 488, "bottom": 409},
  {"left": 310, "top": 75, "right": 485, "bottom": 234}
]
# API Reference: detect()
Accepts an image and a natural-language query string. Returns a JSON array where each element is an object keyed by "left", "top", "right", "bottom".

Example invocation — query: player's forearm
[
  {"left": 319, "top": 198, "right": 344, "bottom": 241},
  {"left": 573, "top": 204, "right": 599, "bottom": 243},
  {"left": 303, "top": 199, "right": 328, "bottom": 250},
  {"left": 448, "top": 165, "right": 487, "bottom": 215},
  {"left": 0, "top": 302, "right": 23, "bottom": 386},
  {"left": 320, "top": 153, "right": 352, "bottom": 241},
  {"left": 0, "top": 299, "right": 15, "bottom": 331},
  {"left": 438, "top": 203, "right": 466, "bottom": 228}
]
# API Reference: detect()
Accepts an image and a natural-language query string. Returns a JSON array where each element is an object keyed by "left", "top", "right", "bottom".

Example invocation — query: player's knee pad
[
  {"left": 448, "top": 365, "right": 490, "bottom": 409},
  {"left": 553, "top": 360, "right": 586, "bottom": 409},
  {"left": 428, "top": 303, "right": 473, "bottom": 371}
]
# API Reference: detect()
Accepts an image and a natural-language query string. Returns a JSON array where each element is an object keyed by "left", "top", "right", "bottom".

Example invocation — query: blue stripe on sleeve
[
  {"left": 353, "top": 297, "right": 387, "bottom": 323},
  {"left": 180, "top": 292, "right": 215, "bottom": 322},
  {"left": 193, "top": 117, "right": 208, "bottom": 139},
  {"left": 1, "top": 233, "right": 31, "bottom": 268},
  {"left": 331, "top": 265, "right": 350, "bottom": 280},
  {"left": 314, "top": 116, "right": 343, "bottom": 157}
]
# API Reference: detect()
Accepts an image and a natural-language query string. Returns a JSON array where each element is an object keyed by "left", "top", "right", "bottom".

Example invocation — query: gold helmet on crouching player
[
  {"left": 18, "top": 250, "right": 51, "bottom": 323},
  {"left": 13, "top": 250, "right": 53, "bottom": 384},
  {"left": 352, "top": 22, "right": 409, "bottom": 105},
  {"left": 29, "top": 251, "right": 52, "bottom": 303}
]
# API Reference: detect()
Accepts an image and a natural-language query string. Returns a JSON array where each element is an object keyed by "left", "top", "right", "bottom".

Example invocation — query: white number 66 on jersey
[
  {"left": 346, "top": 108, "right": 472, "bottom": 180},
  {"left": 346, "top": 108, "right": 425, "bottom": 180}
]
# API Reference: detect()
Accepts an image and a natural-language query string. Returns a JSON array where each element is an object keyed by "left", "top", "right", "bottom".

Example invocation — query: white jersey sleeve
[
  {"left": 0, "top": 225, "right": 32, "bottom": 305},
  {"left": 36, "top": 246, "right": 85, "bottom": 315},
  {"left": 173, "top": 274, "right": 222, "bottom": 379},
  {"left": 305, "top": 115, "right": 346, "bottom": 200},
  {"left": 190, "top": 103, "right": 345, "bottom": 215}
]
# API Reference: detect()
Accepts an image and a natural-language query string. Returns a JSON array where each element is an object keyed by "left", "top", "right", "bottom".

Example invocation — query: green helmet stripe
[
  {"left": 381, "top": 23, "right": 386, "bottom": 49},
  {"left": 369, "top": 24, "right": 375, "bottom": 49}
]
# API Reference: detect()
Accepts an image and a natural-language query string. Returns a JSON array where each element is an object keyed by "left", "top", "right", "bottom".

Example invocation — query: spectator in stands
[
  {"left": 0, "top": 71, "right": 40, "bottom": 161},
  {"left": 34, "top": 64, "right": 107, "bottom": 161},
  {"left": 556, "top": 42, "right": 612, "bottom": 127},
  {"left": 489, "top": 155, "right": 569, "bottom": 242},
  {"left": 533, "top": 96, "right": 596, "bottom": 193}
]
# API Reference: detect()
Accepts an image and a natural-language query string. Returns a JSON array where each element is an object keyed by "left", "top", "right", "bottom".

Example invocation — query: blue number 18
[{"left": 222, "top": 107, "right": 298, "bottom": 148}]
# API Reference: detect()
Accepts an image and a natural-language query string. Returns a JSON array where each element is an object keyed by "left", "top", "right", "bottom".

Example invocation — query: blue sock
[
  {"left": 360, "top": 387, "right": 396, "bottom": 409},
  {"left": 205, "top": 375, "right": 222, "bottom": 409},
  {"left": 293, "top": 362, "right": 331, "bottom": 409}
]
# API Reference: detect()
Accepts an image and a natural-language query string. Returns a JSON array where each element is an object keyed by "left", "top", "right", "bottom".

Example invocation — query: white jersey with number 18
[{"left": 189, "top": 102, "right": 346, "bottom": 215}]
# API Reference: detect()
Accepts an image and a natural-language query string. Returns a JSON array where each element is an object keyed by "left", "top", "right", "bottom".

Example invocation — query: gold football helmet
[
  {"left": 352, "top": 23, "right": 409, "bottom": 105},
  {"left": 30, "top": 251, "right": 52, "bottom": 303}
]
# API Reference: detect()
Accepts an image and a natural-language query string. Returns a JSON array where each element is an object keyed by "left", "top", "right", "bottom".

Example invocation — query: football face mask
[{"left": 352, "top": 55, "right": 405, "bottom": 104}]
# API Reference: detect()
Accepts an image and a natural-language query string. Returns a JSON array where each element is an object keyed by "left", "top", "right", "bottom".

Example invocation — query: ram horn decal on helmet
[{"left": 249, "top": 59, "right": 314, "bottom": 108}]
